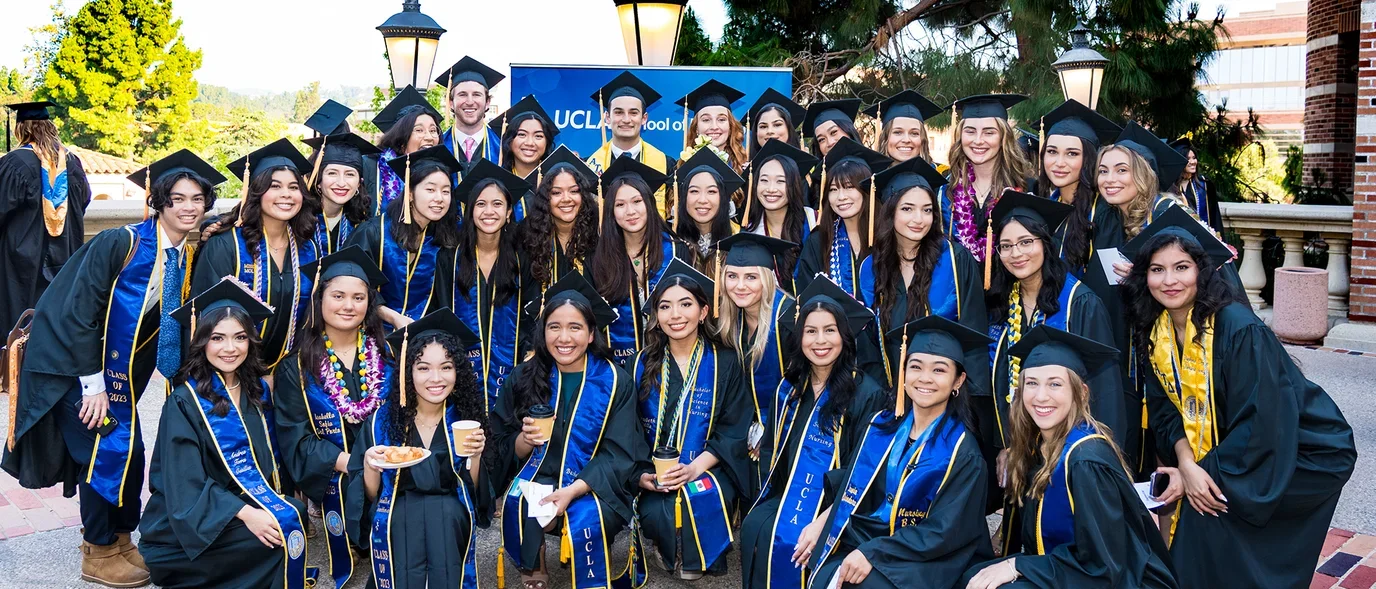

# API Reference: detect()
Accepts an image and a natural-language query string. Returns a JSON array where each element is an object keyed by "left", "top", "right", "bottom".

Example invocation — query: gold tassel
[
  {"left": 896, "top": 326, "right": 908, "bottom": 417},
  {"left": 983, "top": 223, "right": 994, "bottom": 290},
  {"left": 682, "top": 93, "right": 691, "bottom": 150},
  {"left": 401, "top": 154, "right": 413, "bottom": 225},
  {"left": 309, "top": 134, "right": 327, "bottom": 190},
  {"left": 713, "top": 251, "right": 723, "bottom": 319},
  {"left": 496, "top": 550, "right": 506, "bottom": 589},
  {"left": 672, "top": 177, "right": 681, "bottom": 235},
  {"left": 874, "top": 105, "right": 883, "bottom": 152},
  {"left": 143, "top": 171, "right": 151, "bottom": 220},
  {"left": 819, "top": 163, "right": 828, "bottom": 216},
  {"left": 498, "top": 114, "right": 510, "bottom": 168},
  {"left": 599, "top": 89, "right": 607, "bottom": 147},
  {"left": 399, "top": 332, "right": 409, "bottom": 407},
  {"left": 674, "top": 493, "right": 683, "bottom": 529},
  {"left": 1037, "top": 116, "right": 1045, "bottom": 177},
  {"left": 597, "top": 163, "right": 605, "bottom": 224},
  {"left": 867, "top": 174, "right": 876, "bottom": 247},
  {"left": 236, "top": 161, "right": 250, "bottom": 227},
  {"left": 446, "top": 75, "right": 455, "bottom": 156},
  {"left": 190, "top": 300, "right": 197, "bottom": 340},
  {"left": 560, "top": 528, "right": 572, "bottom": 564}
]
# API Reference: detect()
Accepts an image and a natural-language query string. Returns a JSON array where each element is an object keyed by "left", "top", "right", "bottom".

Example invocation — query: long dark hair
[
  {"left": 377, "top": 108, "right": 440, "bottom": 155},
  {"left": 174, "top": 306, "right": 269, "bottom": 417},
  {"left": 297, "top": 275, "right": 391, "bottom": 384},
  {"left": 148, "top": 171, "right": 217, "bottom": 217},
  {"left": 1036, "top": 136, "right": 1098, "bottom": 270},
  {"left": 384, "top": 331, "right": 488, "bottom": 446},
  {"left": 810, "top": 117, "right": 860, "bottom": 159},
  {"left": 511, "top": 298, "right": 614, "bottom": 417},
  {"left": 591, "top": 175, "right": 671, "bottom": 304},
  {"left": 237, "top": 166, "right": 320, "bottom": 256},
  {"left": 311, "top": 163, "right": 372, "bottom": 225},
  {"left": 871, "top": 185, "right": 946, "bottom": 324},
  {"left": 742, "top": 154, "right": 809, "bottom": 275},
  {"left": 675, "top": 169, "right": 733, "bottom": 253},
  {"left": 749, "top": 105, "right": 801, "bottom": 157},
  {"left": 877, "top": 353, "right": 973, "bottom": 436},
  {"left": 987, "top": 214, "right": 1069, "bottom": 323},
  {"left": 499, "top": 113, "right": 555, "bottom": 172},
  {"left": 522, "top": 168, "right": 601, "bottom": 288},
  {"left": 1122, "top": 232, "right": 1244, "bottom": 363},
  {"left": 636, "top": 276, "right": 716, "bottom": 401},
  {"left": 783, "top": 301, "right": 865, "bottom": 434},
  {"left": 456, "top": 178, "right": 520, "bottom": 304},
  {"left": 816, "top": 159, "right": 875, "bottom": 260},
  {"left": 385, "top": 162, "right": 461, "bottom": 250}
]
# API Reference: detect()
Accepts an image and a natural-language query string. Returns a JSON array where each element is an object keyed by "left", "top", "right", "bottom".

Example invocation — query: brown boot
[
  {"left": 115, "top": 533, "right": 147, "bottom": 571},
  {"left": 80, "top": 540, "right": 151, "bottom": 588}
]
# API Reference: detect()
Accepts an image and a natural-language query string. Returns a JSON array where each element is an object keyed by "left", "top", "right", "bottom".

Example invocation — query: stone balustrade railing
[
  {"left": 1220, "top": 202, "right": 1353, "bottom": 314},
  {"left": 83, "top": 198, "right": 241, "bottom": 242}
]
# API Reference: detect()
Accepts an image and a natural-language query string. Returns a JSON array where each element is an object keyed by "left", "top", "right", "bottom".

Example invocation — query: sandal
[{"left": 522, "top": 552, "right": 550, "bottom": 589}]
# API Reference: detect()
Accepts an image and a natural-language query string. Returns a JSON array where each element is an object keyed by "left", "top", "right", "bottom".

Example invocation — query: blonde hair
[
  {"left": 716, "top": 267, "right": 784, "bottom": 369},
  {"left": 1097, "top": 144, "right": 1158, "bottom": 238},
  {"left": 877, "top": 117, "right": 933, "bottom": 164},
  {"left": 15, "top": 120, "right": 63, "bottom": 168},
  {"left": 946, "top": 117, "right": 1033, "bottom": 196},
  {"left": 1005, "top": 368, "right": 1128, "bottom": 505}
]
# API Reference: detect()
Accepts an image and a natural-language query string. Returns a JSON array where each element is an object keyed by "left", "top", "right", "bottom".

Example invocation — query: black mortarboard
[
  {"left": 371, "top": 85, "right": 442, "bottom": 134},
  {"left": 748, "top": 88, "right": 805, "bottom": 127},
  {"left": 802, "top": 99, "right": 862, "bottom": 139},
  {"left": 1170, "top": 137, "right": 1193, "bottom": 158},
  {"left": 591, "top": 71, "right": 662, "bottom": 109},
  {"left": 385, "top": 308, "right": 481, "bottom": 355},
  {"left": 715, "top": 233, "right": 795, "bottom": 269},
  {"left": 600, "top": 154, "right": 668, "bottom": 195},
  {"left": 991, "top": 190, "right": 1073, "bottom": 231},
  {"left": 5, "top": 100, "right": 56, "bottom": 122},
  {"left": 302, "top": 133, "right": 382, "bottom": 173},
  {"left": 822, "top": 137, "right": 892, "bottom": 173},
  {"left": 456, "top": 158, "right": 532, "bottom": 205},
  {"left": 654, "top": 258, "right": 715, "bottom": 299},
  {"left": 792, "top": 274, "right": 873, "bottom": 334},
  {"left": 676, "top": 148, "right": 745, "bottom": 197},
  {"left": 952, "top": 94, "right": 1027, "bottom": 120},
  {"left": 227, "top": 138, "right": 312, "bottom": 180},
  {"left": 489, "top": 94, "right": 558, "bottom": 138},
  {"left": 127, "top": 149, "right": 227, "bottom": 188},
  {"left": 750, "top": 138, "right": 819, "bottom": 178},
  {"left": 434, "top": 56, "right": 505, "bottom": 89},
  {"left": 871, "top": 154, "right": 947, "bottom": 202},
  {"left": 384, "top": 144, "right": 463, "bottom": 178},
  {"left": 533, "top": 271, "right": 619, "bottom": 328},
  {"left": 1037, "top": 99, "right": 1121, "bottom": 147},
  {"left": 1120, "top": 205, "right": 1233, "bottom": 267},
  {"left": 300, "top": 244, "right": 388, "bottom": 288},
  {"left": 1112, "top": 122, "right": 1187, "bottom": 191},
  {"left": 862, "top": 90, "right": 945, "bottom": 124},
  {"left": 1007, "top": 325, "right": 1119, "bottom": 381},
  {"left": 675, "top": 79, "right": 746, "bottom": 113},
  {"left": 535, "top": 145, "right": 597, "bottom": 185},
  {"left": 885, "top": 314, "right": 992, "bottom": 370},
  {"left": 170, "top": 277, "right": 274, "bottom": 326},
  {"left": 304, "top": 99, "right": 353, "bottom": 136}
]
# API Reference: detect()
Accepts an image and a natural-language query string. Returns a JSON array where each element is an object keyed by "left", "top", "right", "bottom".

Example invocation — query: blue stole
[
  {"left": 743, "top": 290, "right": 790, "bottom": 434},
  {"left": 1035, "top": 423, "right": 1103, "bottom": 555},
  {"left": 628, "top": 342, "right": 733, "bottom": 580},
  {"left": 233, "top": 228, "right": 317, "bottom": 368},
  {"left": 23, "top": 145, "right": 69, "bottom": 207},
  {"left": 758, "top": 382, "right": 841, "bottom": 589},
  {"left": 89, "top": 219, "right": 171, "bottom": 505},
  {"left": 455, "top": 258, "right": 522, "bottom": 414},
  {"left": 501, "top": 358, "right": 621, "bottom": 588},
  {"left": 608, "top": 236, "right": 677, "bottom": 365},
  {"left": 368, "top": 400, "right": 480, "bottom": 589},
  {"left": 1187, "top": 178, "right": 1209, "bottom": 224},
  {"left": 815, "top": 413, "right": 968, "bottom": 570},
  {"left": 190, "top": 377, "right": 312, "bottom": 589},
  {"left": 378, "top": 219, "right": 438, "bottom": 330},
  {"left": 827, "top": 220, "right": 860, "bottom": 299},
  {"left": 315, "top": 214, "right": 353, "bottom": 255},
  {"left": 938, "top": 184, "right": 953, "bottom": 237},
  {"left": 860, "top": 241, "right": 962, "bottom": 385}
]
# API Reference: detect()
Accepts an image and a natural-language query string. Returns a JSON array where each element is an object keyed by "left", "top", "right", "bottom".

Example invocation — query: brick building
[{"left": 1351, "top": 0, "right": 1376, "bottom": 319}]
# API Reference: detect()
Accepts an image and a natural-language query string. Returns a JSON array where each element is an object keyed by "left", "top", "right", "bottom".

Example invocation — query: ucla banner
[{"left": 510, "top": 64, "right": 793, "bottom": 158}]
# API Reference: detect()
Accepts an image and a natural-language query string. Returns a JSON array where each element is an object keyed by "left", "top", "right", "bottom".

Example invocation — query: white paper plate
[{"left": 368, "top": 446, "right": 432, "bottom": 470}]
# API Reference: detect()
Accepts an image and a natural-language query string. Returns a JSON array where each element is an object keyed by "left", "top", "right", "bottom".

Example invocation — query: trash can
[{"left": 1271, "top": 267, "right": 1330, "bottom": 345}]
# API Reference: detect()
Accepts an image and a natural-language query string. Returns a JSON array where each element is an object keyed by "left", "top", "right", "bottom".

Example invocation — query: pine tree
[{"left": 674, "top": 8, "right": 716, "bottom": 66}]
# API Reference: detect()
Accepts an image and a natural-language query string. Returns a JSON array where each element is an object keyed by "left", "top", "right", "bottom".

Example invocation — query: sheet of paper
[
  {"left": 825, "top": 568, "right": 841, "bottom": 589},
  {"left": 1098, "top": 247, "right": 1130, "bottom": 286},
  {"left": 1134, "top": 481, "right": 1166, "bottom": 510},
  {"left": 520, "top": 481, "right": 558, "bottom": 526}
]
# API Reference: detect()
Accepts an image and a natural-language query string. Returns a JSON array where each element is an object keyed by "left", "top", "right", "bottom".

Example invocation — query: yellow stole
[
  {"left": 26, "top": 146, "right": 69, "bottom": 237},
  {"left": 586, "top": 141, "right": 670, "bottom": 218},
  {"left": 1148, "top": 310, "right": 1218, "bottom": 462}
]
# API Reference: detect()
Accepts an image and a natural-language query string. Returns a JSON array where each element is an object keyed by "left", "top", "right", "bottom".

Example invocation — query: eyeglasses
[{"left": 997, "top": 238, "right": 1039, "bottom": 257}]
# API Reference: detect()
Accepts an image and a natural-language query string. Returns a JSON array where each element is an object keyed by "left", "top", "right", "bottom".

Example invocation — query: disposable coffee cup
[
  {"left": 652, "top": 447, "right": 681, "bottom": 485},
  {"left": 451, "top": 420, "right": 481, "bottom": 457},
  {"left": 529, "top": 404, "right": 556, "bottom": 442}
]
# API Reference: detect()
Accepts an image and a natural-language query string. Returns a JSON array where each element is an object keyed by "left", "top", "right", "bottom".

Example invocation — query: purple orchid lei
[
  {"left": 321, "top": 331, "right": 384, "bottom": 424},
  {"left": 951, "top": 164, "right": 985, "bottom": 261}
]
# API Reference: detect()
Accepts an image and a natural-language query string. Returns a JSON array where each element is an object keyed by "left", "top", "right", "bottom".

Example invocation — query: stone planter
[{"left": 1271, "top": 267, "right": 1330, "bottom": 345}]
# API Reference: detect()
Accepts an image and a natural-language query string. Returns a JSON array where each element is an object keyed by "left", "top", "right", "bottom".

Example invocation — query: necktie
[
  {"left": 157, "top": 248, "right": 182, "bottom": 378},
  {"left": 463, "top": 137, "right": 477, "bottom": 161}
]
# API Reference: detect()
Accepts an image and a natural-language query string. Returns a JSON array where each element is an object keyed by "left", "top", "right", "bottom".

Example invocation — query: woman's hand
[
  {"left": 78, "top": 393, "right": 110, "bottom": 430},
  {"left": 460, "top": 428, "right": 487, "bottom": 457},
  {"left": 638, "top": 472, "right": 661, "bottom": 492},
  {"left": 656, "top": 464, "right": 694, "bottom": 491},
  {"left": 1179, "top": 460, "right": 1227, "bottom": 516},
  {"left": 966, "top": 557, "right": 1019, "bottom": 589},
  {"left": 837, "top": 550, "right": 873, "bottom": 584},
  {"left": 237, "top": 505, "right": 283, "bottom": 548},
  {"left": 791, "top": 515, "right": 827, "bottom": 567},
  {"left": 364, "top": 446, "right": 389, "bottom": 473},
  {"left": 1152, "top": 466, "right": 1184, "bottom": 505},
  {"left": 199, "top": 220, "right": 224, "bottom": 243},
  {"left": 540, "top": 481, "right": 589, "bottom": 517},
  {"left": 1112, "top": 261, "right": 1133, "bottom": 279}
]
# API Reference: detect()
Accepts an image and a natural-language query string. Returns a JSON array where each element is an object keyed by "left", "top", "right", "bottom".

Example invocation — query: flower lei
[
  {"left": 321, "top": 330, "right": 384, "bottom": 424},
  {"left": 951, "top": 164, "right": 984, "bottom": 261},
  {"left": 1005, "top": 285, "right": 1044, "bottom": 403},
  {"left": 679, "top": 136, "right": 730, "bottom": 163}
]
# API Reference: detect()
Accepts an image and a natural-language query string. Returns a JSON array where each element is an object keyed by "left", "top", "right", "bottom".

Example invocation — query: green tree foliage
[
  {"left": 292, "top": 81, "right": 322, "bottom": 123},
  {"left": 40, "top": 0, "right": 202, "bottom": 159},
  {"left": 675, "top": 8, "right": 716, "bottom": 66}
]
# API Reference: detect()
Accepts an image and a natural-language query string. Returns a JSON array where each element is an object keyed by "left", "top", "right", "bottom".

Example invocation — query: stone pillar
[
  {"left": 1352, "top": 0, "right": 1376, "bottom": 320},
  {"left": 1236, "top": 229, "right": 1269, "bottom": 309},
  {"left": 1304, "top": 0, "right": 1360, "bottom": 196},
  {"left": 1276, "top": 230, "right": 1308, "bottom": 268}
]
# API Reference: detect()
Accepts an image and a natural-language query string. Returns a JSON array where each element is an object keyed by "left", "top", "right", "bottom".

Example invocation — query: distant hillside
[{"left": 196, "top": 84, "right": 378, "bottom": 119}]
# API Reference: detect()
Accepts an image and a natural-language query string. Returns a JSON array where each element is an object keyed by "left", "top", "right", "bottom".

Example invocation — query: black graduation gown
[
  {"left": 810, "top": 429, "right": 994, "bottom": 589},
  {"left": 138, "top": 385, "right": 300, "bottom": 589},
  {"left": 489, "top": 362, "right": 647, "bottom": 567},
  {"left": 1, "top": 227, "right": 158, "bottom": 494},
  {"left": 634, "top": 346, "right": 752, "bottom": 573},
  {"left": 193, "top": 230, "right": 309, "bottom": 368},
  {"left": 0, "top": 148, "right": 91, "bottom": 333},
  {"left": 273, "top": 351, "right": 372, "bottom": 502},
  {"left": 739, "top": 373, "right": 889, "bottom": 589},
  {"left": 345, "top": 415, "right": 494, "bottom": 589},
  {"left": 962, "top": 437, "right": 1177, "bottom": 589},
  {"left": 794, "top": 228, "right": 863, "bottom": 297},
  {"left": 344, "top": 216, "right": 454, "bottom": 327},
  {"left": 1146, "top": 302, "right": 1356, "bottom": 589},
  {"left": 445, "top": 248, "right": 538, "bottom": 369}
]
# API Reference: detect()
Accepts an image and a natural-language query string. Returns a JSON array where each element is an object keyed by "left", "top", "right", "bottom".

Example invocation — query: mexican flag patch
[{"left": 687, "top": 478, "right": 714, "bottom": 494}]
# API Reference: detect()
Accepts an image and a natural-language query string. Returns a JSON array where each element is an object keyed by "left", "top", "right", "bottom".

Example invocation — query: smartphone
[
  {"left": 1150, "top": 471, "right": 1170, "bottom": 498},
  {"left": 95, "top": 411, "right": 118, "bottom": 437}
]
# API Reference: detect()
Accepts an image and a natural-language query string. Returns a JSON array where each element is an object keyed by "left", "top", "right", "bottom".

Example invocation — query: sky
[{"left": 0, "top": 0, "right": 1278, "bottom": 96}]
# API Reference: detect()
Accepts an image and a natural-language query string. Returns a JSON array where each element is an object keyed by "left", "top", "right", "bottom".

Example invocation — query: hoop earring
[{"left": 952, "top": 387, "right": 960, "bottom": 397}]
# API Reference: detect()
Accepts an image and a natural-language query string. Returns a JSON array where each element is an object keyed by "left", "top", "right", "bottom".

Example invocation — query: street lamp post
[
  {"left": 613, "top": 0, "right": 689, "bottom": 66},
  {"left": 378, "top": 0, "right": 446, "bottom": 91},
  {"left": 1052, "top": 23, "right": 1110, "bottom": 110}
]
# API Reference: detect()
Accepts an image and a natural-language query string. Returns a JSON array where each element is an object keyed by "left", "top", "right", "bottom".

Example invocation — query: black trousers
[{"left": 57, "top": 381, "right": 145, "bottom": 546}]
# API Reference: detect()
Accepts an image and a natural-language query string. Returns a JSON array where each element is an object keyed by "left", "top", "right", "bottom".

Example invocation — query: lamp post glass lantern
[
  {"left": 378, "top": 0, "right": 446, "bottom": 91},
  {"left": 614, "top": 0, "right": 688, "bottom": 66},
  {"left": 1052, "top": 23, "right": 1109, "bottom": 110}
]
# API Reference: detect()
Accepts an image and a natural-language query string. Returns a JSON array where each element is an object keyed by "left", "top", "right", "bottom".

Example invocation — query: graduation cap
[
  {"left": 384, "top": 145, "right": 462, "bottom": 224},
  {"left": 1112, "top": 122, "right": 1187, "bottom": 191},
  {"left": 1036, "top": 99, "right": 1120, "bottom": 147},
  {"left": 715, "top": 232, "right": 795, "bottom": 270},
  {"left": 455, "top": 158, "right": 532, "bottom": 206},
  {"left": 300, "top": 244, "right": 388, "bottom": 290},
  {"left": 802, "top": 99, "right": 862, "bottom": 139},
  {"left": 302, "top": 133, "right": 382, "bottom": 191},
  {"left": 385, "top": 308, "right": 480, "bottom": 406},
  {"left": 952, "top": 94, "right": 1027, "bottom": 120},
  {"left": 527, "top": 144, "right": 597, "bottom": 198},
  {"left": 1120, "top": 204, "right": 1233, "bottom": 267},
  {"left": 488, "top": 94, "right": 558, "bottom": 138},
  {"left": 371, "top": 85, "right": 443, "bottom": 134},
  {"left": 1170, "top": 137, "right": 1193, "bottom": 158},
  {"left": 1007, "top": 325, "right": 1119, "bottom": 382},
  {"left": 591, "top": 71, "right": 662, "bottom": 110},
  {"left": 533, "top": 271, "right": 620, "bottom": 328},
  {"left": 654, "top": 258, "right": 715, "bottom": 300},
  {"left": 676, "top": 147, "right": 746, "bottom": 199},
  {"left": 303, "top": 99, "right": 353, "bottom": 136},
  {"left": 790, "top": 274, "right": 873, "bottom": 337},
  {"left": 5, "top": 100, "right": 58, "bottom": 151},
  {"left": 434, "top": 56, "right": 505, "bottom": 89},
  {"left": 170, "top": 277, "right": 274, "bottom": 334},
  {"left": 862, "top": 90, "right": 945, "bottom": 124},
  {"left": 991, "top": 190, "right": 1073, "bottom": 234},
  {"left": 675, "top": 79, "right": 745, "bottom": 113},
  {"left": 823, "top": 137, "right": 891, "bottom": 173},
  {"left": 871, "top": 154, "right": 947, "bottom": 203},
  {"left": 599, "top": 154, "right": 669, "bottom": 196},
  {"left": 884, "top": 314, "right": 993, "bottom": 415},
  {"left": 751, "top": 138, "right": 819, "bottom": 178},
  {"left": 748, "top": 88, "right": 805, "bottom": 129},
  {"left": 127, "top": 149, "right": 227, "bottom": 192},
  {"left": 227, "top": 138, "right": 312, "bottom": 190}
]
